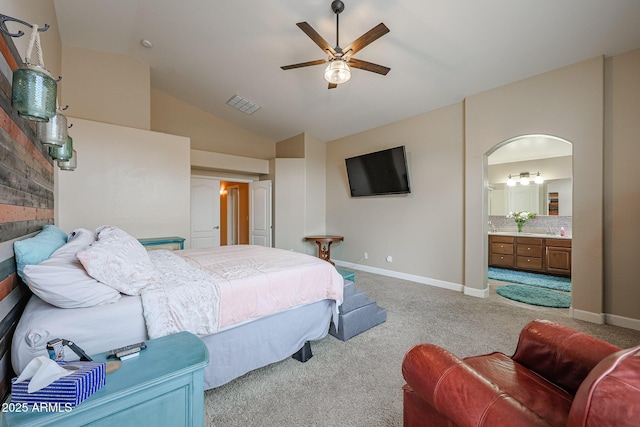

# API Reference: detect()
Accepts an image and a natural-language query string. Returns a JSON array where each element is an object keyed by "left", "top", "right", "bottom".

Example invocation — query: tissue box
[{"left": 11, "top": 361, "right": 106, "bottom": 408}]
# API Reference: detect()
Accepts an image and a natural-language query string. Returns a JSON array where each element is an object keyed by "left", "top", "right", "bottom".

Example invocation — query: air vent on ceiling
[{"left": 226, "top": 94, "right": 261, "bottom": 115}]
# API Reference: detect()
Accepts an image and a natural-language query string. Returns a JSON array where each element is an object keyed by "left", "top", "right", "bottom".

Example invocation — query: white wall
[
  {"left": 326, "top": 103, "right": 464, "bottom": 287},
  {"left": 302, "top": 134, "right": 327, "bottom": 255},
  {"left": 272, "top": 158, "right": 306, "bottom": 252},
  {"left": 465, "top": 56, "right": 604, "bottom": 314},
  {"left": 56, "top": 118, "right": 191, "bottom": 245},
  {"left": 62, "top": 46, "right": 150, "bottom": 130}
]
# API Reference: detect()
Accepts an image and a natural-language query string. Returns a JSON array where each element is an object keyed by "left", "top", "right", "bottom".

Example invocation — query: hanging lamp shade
[
  {"left": 11, "top": 24, "right": 57, "bottom": 122},
  {"left": 324, "top": 59, "right": 351, "bottom": 84},
  {"left": 57, "top": 149, "right": 77, "bottom": 171},
  {"left": 12, "top": 64, "right": 57, "bottom": 122},
  {"left": 36, "top": 110, "right": 67, "bottom": 146},
  {"left": 49, "top": 135, "right": 73, "bottom": 161}
]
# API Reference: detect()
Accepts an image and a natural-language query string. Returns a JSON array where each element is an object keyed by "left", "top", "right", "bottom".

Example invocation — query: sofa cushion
[
  {"left": 466, "top": 352, "right": 573, "bottom": 427},
  {"left": 511, "top": 319, "right": 621, "bottom": 395},
  {"left": 567, "top": 346, "right": 640, "bottom": 427}
]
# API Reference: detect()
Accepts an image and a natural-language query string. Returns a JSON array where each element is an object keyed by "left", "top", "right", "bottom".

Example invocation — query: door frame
[{"left": 191, "top": 174, "right": 263, "bottom": 247}]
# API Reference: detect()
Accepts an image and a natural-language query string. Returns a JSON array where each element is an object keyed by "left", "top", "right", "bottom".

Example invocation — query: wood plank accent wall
[{"left": 0, "top": 32, "right": 55, "bottom": 400}]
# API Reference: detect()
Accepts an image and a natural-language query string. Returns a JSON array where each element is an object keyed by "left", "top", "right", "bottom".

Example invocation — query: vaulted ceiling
[{"left": 53, "top": 0, "right": 640, "bottom": 143}]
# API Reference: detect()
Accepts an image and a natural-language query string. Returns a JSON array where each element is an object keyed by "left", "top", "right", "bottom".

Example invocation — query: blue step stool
[{"left": 331, "top": 269, "right": 387, "bottom": 341}]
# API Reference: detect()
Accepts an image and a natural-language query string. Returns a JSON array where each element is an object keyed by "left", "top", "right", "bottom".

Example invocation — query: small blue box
[{"left": 11, "top": 361, "right": 106, "bottom": 407}]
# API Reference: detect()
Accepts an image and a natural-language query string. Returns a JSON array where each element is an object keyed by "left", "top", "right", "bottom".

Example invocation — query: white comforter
[{"left": 141, "top": 245, "right": 344, "bottom": 339}]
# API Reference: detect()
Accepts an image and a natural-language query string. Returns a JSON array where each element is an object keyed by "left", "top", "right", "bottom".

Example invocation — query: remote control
[{"left": 107, "top": 342, "right": 147, "bottom": 359}]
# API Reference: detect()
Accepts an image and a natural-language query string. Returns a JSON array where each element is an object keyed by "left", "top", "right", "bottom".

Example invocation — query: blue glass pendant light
[
  {"left": 57, "top": 149, "right": 77, "bottom": 171},
  {"left": 49, "top": 135, "right": 73, "bottom": 161},
  {"left": 7, "top": 21, "right": 57, "bottom": 122},
  {"left": 37, "top": 109, "right": 68, "bottom": 146}
]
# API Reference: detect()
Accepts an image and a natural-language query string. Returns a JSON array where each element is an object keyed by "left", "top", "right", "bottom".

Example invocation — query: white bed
[{"left": 11, "top": 226, "right": 344, "bottom": 389}]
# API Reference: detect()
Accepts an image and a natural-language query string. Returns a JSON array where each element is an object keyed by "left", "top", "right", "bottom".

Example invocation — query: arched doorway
[{"left": 485, "top": 134, "right": 573, "bottom": 305}]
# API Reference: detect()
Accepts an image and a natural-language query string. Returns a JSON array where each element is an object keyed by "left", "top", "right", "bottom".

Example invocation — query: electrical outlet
[
  {"left": 386, "top": 255, "right": 393, "bottom": 263},
  {"left": 363, "top": 252, "right": 368, "bottom": 259}
]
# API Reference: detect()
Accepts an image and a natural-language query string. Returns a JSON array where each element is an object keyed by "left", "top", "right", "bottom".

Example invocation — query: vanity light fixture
[
  {"left": 534, "top": 172, "right": 544, "bottom": 184},
  {"left": 507, "top": 172, "right": 543, "bottom": 186}
]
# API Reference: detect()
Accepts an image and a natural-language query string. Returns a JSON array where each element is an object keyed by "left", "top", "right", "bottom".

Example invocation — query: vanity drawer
[
  {"left": 516, "top": 237, "right": 543, "bottom": 246},
  {"left": 546, "top": 238, "right": 571, "bottom": 247},
  {"left": 517, "top": 255, "right": 543, "bottom": 270},
  {"left": 491, "top": 236, "right": 515, "bottom": 244},
  {"left": 491, "top": 242, "right": 514, "bottom": 255},
  {"left": 491, "top": 253, "right": 514, "bottom": 267},
  {"left": 517, "top": 244, "right": 543, "bottom": 257}
]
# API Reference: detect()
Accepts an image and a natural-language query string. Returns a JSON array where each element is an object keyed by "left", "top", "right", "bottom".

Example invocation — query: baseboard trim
[
  {"left": 570, "top": 308, "right": 605, "bottom": 325},
  {"left": 334, "top": 261, "right": 640, "bottom": 329},
  {"left": 333, "top": 260, "right": 463, "bottom": 293},
  {"left": 605, "top": 313, "right": 640, "bottom": 331},
  {"left": 464, "top": 286, "right": 490, "bottom": 298}
]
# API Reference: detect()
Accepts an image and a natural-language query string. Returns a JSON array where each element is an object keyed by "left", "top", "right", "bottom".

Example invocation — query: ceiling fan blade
[
  {"left": 281, "top": 59, "right": 328, "bottom": 70},
  {"left": 343, "top": 23, "right": 389, "bottom": 56},
  {"left": 328, "top": 83, "right": 338, "bottom": 89},
  {"left": 348, "top": 58, "right": 390, "bottom": 75},
  {"left": 296, "top": 22, "right": 336, "bottom": 56}
]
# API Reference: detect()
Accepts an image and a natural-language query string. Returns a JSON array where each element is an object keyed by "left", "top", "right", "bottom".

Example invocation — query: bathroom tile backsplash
[{"left": 488, "top": 215, "right": 572, "bottom": 236}]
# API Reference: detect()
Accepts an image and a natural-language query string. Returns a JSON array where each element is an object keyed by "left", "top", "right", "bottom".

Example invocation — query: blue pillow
[{"left": 14, "top": 225, "right": 68, "bottom": 279}]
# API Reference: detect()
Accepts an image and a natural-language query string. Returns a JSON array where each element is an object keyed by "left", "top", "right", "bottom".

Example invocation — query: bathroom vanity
[{"left": 489, "top": 232, "right": 571, "bottom": 277}]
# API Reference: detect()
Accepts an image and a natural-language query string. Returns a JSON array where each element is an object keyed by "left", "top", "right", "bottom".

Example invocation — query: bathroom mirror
[{"left": 488, "top": 135, "right": 573, "bottom": 216}]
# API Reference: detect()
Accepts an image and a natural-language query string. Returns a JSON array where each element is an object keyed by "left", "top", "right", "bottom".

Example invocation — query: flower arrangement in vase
[{"left": 507, "top": 211, "right": 537, "bottom": 233}]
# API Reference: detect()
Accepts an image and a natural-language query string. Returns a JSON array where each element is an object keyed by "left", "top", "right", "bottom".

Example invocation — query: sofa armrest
[
  {"left": 512, "top": 320, "right": 620, "bottom": 395},
  {"left": 402, "top": 344, "right": 549, "bottom": 427}
]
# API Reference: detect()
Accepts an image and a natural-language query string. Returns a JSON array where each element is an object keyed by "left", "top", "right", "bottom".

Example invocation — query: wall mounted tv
[{"left": 345, "top": 146, "right": 411, "bottom": 197}]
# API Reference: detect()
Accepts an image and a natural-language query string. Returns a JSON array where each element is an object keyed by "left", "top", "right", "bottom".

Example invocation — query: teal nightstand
[
  {"left": 3, "top": 332, "right": 209, "bottom": 426},
  {"left": 138, "top": 236, "right": 185, "bottom": 250}
]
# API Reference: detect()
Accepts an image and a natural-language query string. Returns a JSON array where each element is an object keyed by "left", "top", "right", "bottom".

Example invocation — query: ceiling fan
[{"left": 281, "top": 0, "right": 390, "bottom": 89}]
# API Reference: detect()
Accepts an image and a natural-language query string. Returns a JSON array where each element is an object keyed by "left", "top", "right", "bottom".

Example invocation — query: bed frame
[{"left": 199, "top": 299, "right": 333, "bottom": 389}]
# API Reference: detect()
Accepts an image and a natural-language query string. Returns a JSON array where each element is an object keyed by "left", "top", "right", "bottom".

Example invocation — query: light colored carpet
[{"left": 204, "top": 271, "right": 640, "bottom": 427}]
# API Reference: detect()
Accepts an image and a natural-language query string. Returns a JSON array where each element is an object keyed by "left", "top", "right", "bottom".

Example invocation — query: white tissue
[{"left": 14, "top": 356, "right": 73, "bottom": 393}]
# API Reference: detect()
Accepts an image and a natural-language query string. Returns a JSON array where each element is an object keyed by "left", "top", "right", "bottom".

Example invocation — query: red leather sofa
[{"left": 402, "top": 320, "right": 640, "bottom": 426}]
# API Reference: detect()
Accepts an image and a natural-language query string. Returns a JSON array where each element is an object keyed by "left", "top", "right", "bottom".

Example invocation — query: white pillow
[
  {"left": 22, "top": 228, "right": 121, "bottom": 308},
  {"left": 76, "top": 226, "right": 157, "bottom": 296}
]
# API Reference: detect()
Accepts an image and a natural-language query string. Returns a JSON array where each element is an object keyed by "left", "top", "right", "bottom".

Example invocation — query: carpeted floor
[{"left": 204, "top": 271, "right": 640, "bottom": 427}]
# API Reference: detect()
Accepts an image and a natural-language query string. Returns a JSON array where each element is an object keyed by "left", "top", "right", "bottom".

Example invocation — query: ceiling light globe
[
  {"left": 520, "top": 176, "right": 530, "bottom": 185},
  {"left": 507, "top": 175, "right": 516, "bottom": 186},
  {"left": 324, "top": 59, "right": 351, "bottom": 84},
  {"left": 534, "top": 173, "right": 544, "bottom": 184}
]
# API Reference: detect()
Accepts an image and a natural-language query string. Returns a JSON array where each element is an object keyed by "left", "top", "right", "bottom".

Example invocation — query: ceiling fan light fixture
[{"left": 324, "top": 59, "right": 351, "bottom": 85}]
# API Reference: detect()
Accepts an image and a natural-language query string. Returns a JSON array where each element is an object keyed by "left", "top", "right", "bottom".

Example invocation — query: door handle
[{"left": 213, "top": 226, "right": 220, "bottom": 229}]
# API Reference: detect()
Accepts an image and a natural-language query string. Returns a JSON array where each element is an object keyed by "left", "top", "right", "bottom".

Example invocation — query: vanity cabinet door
[{"left": 546, "top": 239, "right": 572, "bottom": 276}]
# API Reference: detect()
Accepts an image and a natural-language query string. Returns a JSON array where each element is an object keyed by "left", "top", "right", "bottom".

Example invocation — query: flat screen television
[{"left": 345, "top": 146, "right": 411, "bottom": 197}]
